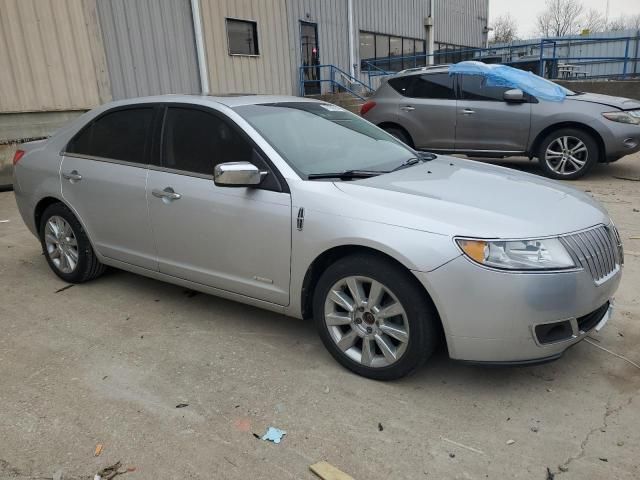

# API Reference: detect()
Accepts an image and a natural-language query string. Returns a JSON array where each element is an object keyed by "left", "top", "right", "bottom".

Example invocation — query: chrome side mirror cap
[
  {"left": 504, "top": 88, "right": 525, "bottom": 102},
  {"left": 214, "top": 161, "right": 267, "bottom": 187}
]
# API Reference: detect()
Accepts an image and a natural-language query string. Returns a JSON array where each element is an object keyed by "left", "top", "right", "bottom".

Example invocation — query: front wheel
[
  {"left": 313, "top": 254, "right": 439, "bottom": 380},
  {"left": 538, "top": 128, "right": 599, "bottom": 180}
]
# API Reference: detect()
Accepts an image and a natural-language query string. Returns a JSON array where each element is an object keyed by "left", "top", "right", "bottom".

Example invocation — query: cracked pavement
[{"left": 1, "top": 153, "right": 639, "bottom": 479}]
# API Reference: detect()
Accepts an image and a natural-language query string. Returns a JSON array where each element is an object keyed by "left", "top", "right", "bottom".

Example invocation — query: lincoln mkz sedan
[{"left": 13, "top": 95, "right": 623, "bottom": 380}]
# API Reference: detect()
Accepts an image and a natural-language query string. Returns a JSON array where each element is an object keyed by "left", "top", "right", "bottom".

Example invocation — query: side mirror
[
  {"left": 214, "top": 161, "right": 267, "bottom": 187},
  {"left": 504, "top": 88, "right": 525, "bottom": 103}
]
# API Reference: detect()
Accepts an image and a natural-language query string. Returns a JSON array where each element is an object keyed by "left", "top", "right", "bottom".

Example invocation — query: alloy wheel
[
  {"left": 545, "top": 136, "right": 588, "bottom": 175},
  {"left": 324, "top": 275, "right": 410, "bottom": 368},
  {"left": 44, "top": 215, "right": 79, "bottom": 274}
]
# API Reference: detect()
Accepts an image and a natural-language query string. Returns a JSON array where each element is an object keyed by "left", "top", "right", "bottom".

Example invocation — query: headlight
[
  {"left": 602, "top": 111, "right": 640, "bottom": 125},
  {"left": 456, "top": 238, "right": 575, "bottom": 270}
]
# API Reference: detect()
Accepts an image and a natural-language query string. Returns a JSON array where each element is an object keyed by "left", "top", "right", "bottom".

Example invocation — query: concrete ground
[{"left": 1, "top": 154, "right": 639, "bottom": 480}]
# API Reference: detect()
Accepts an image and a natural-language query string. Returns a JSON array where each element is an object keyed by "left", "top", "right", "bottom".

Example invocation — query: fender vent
[{"left": 296, "top": 207, "right": 305, "bottom": 231}]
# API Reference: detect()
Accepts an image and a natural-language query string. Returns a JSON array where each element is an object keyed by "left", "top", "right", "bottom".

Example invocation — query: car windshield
[{"left": 233, "top": 102, "right": 418, "bottom": 178}]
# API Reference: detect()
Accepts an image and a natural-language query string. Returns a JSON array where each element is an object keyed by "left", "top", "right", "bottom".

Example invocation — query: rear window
[
  {"left": 67, "top": 108, "right": 153, "bottom": 164},
  {"left": 388, "top": 73, "right": 455, "bottom": 100}
]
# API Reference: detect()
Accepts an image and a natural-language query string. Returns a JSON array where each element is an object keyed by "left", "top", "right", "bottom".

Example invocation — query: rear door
[
  {"left": 61, "top": 106, "right": 158, "bottom": 270},
  {"left": 146, "top": 105, "right": 292, "bottom": 305},
  {"left": 388, "top": 73, "right": 457, "bottom": 150},
  {"left": 454, "top": 74, "right": 531, "bottom": 153}
]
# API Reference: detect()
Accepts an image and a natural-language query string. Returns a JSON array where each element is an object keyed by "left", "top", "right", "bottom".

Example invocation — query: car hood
[
  {"left": 333, "top": 157, "right": 610, "bottom": 238},
  {"left": 566, "top": 92, "right": 640, "bottom": 110}
]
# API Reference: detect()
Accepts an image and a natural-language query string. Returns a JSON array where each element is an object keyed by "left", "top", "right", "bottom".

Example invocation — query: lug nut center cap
[{"left": 363, "top": 312, "right": 376, "bottom": 325}]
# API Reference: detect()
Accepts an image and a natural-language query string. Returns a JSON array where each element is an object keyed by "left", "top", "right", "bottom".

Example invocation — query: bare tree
[
  {"left": 624, "top": 13, "right": 640, "bottom": 31},
  {"left": 536, "top": 0, "right": 584, "bottom": 37},
  {"left": 581, "top": 9, "right": 606, "bottom": 33},
  {"left": 490, "top": 14, "right": 518, "bottom": 44},
  {"left": 607, "top": 15, "right": 627, "bottom": 31}
]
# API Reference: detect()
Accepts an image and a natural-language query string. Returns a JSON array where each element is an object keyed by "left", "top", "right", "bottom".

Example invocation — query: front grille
[
  {"left": 560, "top": 225, "right": 623, "bottom": 284},
  {"left": 577, "top": 302, "right": 610, "bottom": 333}
]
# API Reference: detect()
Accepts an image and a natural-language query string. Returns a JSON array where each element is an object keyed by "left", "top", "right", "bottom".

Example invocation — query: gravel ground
[{"left": 0, "top": 153, "right": 639, "bottom": 480}]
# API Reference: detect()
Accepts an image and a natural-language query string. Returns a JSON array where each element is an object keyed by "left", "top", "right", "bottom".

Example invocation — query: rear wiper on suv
[{"left": 307, "top": 170, "right": 387, "bottom": 180}]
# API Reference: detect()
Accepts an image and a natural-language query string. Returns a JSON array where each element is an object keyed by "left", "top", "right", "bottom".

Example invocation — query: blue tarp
[{"left": 449, "top": 61, "right": 567, "bottom": 102}]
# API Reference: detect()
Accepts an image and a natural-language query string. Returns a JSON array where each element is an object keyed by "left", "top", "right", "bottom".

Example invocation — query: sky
[{"left": 489, "top": 0, "right": 640, "bottom": 38}]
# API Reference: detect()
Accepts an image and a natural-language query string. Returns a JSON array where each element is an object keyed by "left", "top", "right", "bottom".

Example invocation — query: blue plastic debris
[
  {"left": 261, "top": 426, "right": 287, "bottom": 444},
  {"left": 449, "top": 61, "right": 568, "bottom": 102}
]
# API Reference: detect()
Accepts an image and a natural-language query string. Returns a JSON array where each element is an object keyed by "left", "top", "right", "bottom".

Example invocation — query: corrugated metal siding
[
  {"left": 434, "top": 0, "right": 488, "bottom": 47},
  {"left": 200, "top": 0, "right": 295, "bottom": 95},
  {"left": 0, "top": 0, "right": 102, "bottom": 112},
  {"left": 354, "top": 0, "right": 429, "bottom": 39},
  {"left": 97, "top": 0, "right": 200, "bottom": 99}
]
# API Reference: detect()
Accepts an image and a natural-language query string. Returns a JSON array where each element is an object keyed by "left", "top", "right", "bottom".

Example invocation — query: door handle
[
  {"left": 400, "top": 105, "right": 415, "bottom": 112},
  {"left": 462, "top": 108, "right": 476, "bottom": 115},
  {"left": 152, "top": 187, "right": 182, "bottom": 201},
  {"left": 62, "top": 170, "right": 82, "bottom": 182}
]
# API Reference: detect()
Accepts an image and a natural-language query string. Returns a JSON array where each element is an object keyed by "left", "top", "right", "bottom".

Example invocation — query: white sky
[{"left": 489, "top": 0, "right": 640, "bottom": 38}]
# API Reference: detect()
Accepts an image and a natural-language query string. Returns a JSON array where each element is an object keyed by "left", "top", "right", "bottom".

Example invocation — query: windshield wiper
[
  {"left": 307, "top": 170, "right": 387, "bottom": 180},
  {"left": 391, "top": 152, "right": 437, "bottom": 172}
]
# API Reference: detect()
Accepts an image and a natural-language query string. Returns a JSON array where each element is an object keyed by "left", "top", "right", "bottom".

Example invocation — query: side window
[
  {"left": 388, "top": 74, "right": 455, "bottom": 100},
  {"left": 161, "top": 107, "right": 281, "bottom": 191},
  {"left": 460, "top": 75, "right": 513, "bottom": 102},
  {"left": 162, "top": 107, "right": 254, "bottom": 175},
  {"left": 67, "top": 108, "right": 153, "bottom": 163}
]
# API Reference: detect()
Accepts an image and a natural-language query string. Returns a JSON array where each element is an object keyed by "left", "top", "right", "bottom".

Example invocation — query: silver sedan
[{"left": 13, "top": 95, "right": 623, "bottom": 379}]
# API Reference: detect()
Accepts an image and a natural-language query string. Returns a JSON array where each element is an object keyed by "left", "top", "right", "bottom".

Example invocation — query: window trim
[
  {"left": 389, "top": 72, "right": 457, "bottom": 100},
  {"left": 225, "top": 17, "right": 260, "bottom": 57},
  {"left": 62, "top": 104, "right": 159, "bottom": 166},
  {"left": 158, "top": 103, "right": 289, "bottom": 194}
]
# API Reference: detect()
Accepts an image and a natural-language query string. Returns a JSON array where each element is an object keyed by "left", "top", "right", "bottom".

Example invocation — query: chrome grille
[{"left": 560, "top": 225, "right": 622, "bottom": 284}]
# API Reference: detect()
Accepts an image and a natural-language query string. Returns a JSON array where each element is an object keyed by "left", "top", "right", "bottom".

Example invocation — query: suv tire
[
  {"left": 538, "top": 128, "right": 599, "bottom": 180},
  {"left": 383, "top": 126, "right": 412, "bottom": 147}
]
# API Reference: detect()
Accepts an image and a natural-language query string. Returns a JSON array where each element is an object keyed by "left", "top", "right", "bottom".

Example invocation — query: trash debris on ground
[
  {"left": 633, "top": 209, "right": 639, "bottom": 213},
  {"left": 448, "top": 452, "right": 455, "bottom": 458},
  {"left": 94, "top": 444, "right": 104, "bottom": 456},
  {"left": 617, "top": 441, "right": 625, "bottom": 446},
  {"left": 175, "top": 403, "right": 189, "bottom": 408},
  {"left": 378, "top": 422, "right": 383, "bottom": 431},
  {"left": 531, "top": 426, "right": 539, "bottom": 433},
  {"left": 599, "top": 457, "right": 608, "bottom": 462},
  {"left": 613, "top": 176, "right": 640, "bottom": 182},
  {"left": 558, "top": 464, "right": 569, "bottom": 472},
  {"left": 309, "top": 461, "right": 355, "bottom": 480},
  {"left": 506, "top": 439, "right": 516, "bottom": 445},
  {"left": 0, "top": 219, "right": 9, "bottom": 223},
  {"left": 547, "top": 467, "right": 556, "bottom": 479},
  {"left": 53, "top": 470, "right": 63, "bottom": 480},
  {"left": 323, "top": 385, "right": 330, "bottom": 394},
  {"left": 54, "top": 284, "right": 74, "bottom": 293},
  {"left": 261, "top": 426, "right": 286, "bottom": 444},
  {"left": 94, "top": 461, "right": 135, "bottom": 480},
  {"left": 441, "top": 437, "right": 485, "bottom": 455}
]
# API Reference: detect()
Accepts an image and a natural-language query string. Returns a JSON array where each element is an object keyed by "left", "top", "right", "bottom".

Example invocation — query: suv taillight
[
  {"left": 360, "top": 100, "right": 376, "bottom": 116},
  {"left": 12, "top": 149, "right": 25, "bottom": 166}
]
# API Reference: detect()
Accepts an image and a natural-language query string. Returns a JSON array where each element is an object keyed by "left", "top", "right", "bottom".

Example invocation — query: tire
[
  {"left": 383, "top": 126, "right": 412, "bottom": 147},
  {"left": 313, "top": 253, "right": 439, "bottom": 380},
  {"left": 538, "top": 128, "right": 599, "bottom": 180},
  {"left": 39, "top": 202, "right": 106, "bottom": 283}
]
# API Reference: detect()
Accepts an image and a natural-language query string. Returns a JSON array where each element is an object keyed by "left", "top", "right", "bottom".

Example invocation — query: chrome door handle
[
  {"left": 62, "top": 170, "right": 82, "bottom": 182},
  {"left": 400, "top": 105, "right": 415, "bottom": 112},
  {"left": 152, "top": 187, "right": 182, "bottom": 201},
  {"left": 462, "top": 108, "right": 475, "bottom": 115}
]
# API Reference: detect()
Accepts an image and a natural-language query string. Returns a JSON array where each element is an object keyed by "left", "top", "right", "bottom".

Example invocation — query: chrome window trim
[{"left": 61, "top": 152, "right": 146, "bottom": 169}]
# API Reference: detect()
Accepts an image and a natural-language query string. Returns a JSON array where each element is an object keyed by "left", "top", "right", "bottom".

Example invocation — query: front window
[{"left": 233, "top": 102, "right": 417, "bottom": 177}]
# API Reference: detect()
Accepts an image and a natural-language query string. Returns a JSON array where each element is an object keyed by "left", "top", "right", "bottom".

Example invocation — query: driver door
[{"left": 146, "top": 105, "right": 291, "bottom": 305}]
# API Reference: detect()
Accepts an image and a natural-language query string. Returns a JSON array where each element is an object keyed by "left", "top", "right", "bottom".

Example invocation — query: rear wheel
[
  {"left": 39, "top": 203, "right": 106, "bottom": 283},
  {"left": 538, "top": 128, "right": 599, "bottom": 180},
  {"left": 383, "top": 126, "right": 412, "bottom": 147},
  {"left": 313, "top": 254, "right": 439, "bottom": 380}
]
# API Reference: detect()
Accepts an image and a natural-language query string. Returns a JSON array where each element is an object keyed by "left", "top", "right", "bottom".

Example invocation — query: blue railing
[
  {"left": 360, "top": 34, "right": 640, "bottom": 85},
  {"left": 299, "top": 64, "right": 374, "bottom": 100}
]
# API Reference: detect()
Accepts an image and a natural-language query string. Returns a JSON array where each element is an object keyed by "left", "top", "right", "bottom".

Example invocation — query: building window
[
  {"left": 434, "top": 43, "right": 474, "bottom": 64},
  {"left": 359, "top": 31, "right": 426, "bottom": 72},
  {"left": 226, "top": 18, "right": 259, "bottom": 56}
]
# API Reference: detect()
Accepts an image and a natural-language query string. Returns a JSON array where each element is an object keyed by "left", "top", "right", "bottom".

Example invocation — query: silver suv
[{"left": 361, "top": 66, "right": 640, "bottom": 179}]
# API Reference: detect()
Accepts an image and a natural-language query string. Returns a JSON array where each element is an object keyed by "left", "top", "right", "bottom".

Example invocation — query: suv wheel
[
  {"left": 538, "top": 128, "right": 598, "bottom": 180},
  {"left": 313, "top": 254, "right": 438, "bottom": 380},
  {"left": 39, "top": 203, "right": 106, "bottom": 283},
  {"left": 383, "top": 126, "right": 412, "bottom": 147}
]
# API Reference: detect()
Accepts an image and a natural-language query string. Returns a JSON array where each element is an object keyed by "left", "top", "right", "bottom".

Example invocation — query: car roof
[
  {"left": 392, "top": 65, "right": 450, "bottom": 78},
  {"left": 96, "top": 94, "right": 323, "bottom": 111}
]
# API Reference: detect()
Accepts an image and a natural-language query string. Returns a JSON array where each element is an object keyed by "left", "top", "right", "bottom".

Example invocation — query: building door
[{"left": 300, "top": 22, "right": 320, "bottom": 95}]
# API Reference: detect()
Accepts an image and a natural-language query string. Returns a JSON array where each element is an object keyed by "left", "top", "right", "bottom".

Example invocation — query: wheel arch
[
  {"left": 377, "top": 122, "right": 415, "bottom": 148},
  {"left": 530, "top": 122, "right": 605, "bottom": 162},
  {"left": 300, "top": 244, "right": 442, "bottom": 329}
]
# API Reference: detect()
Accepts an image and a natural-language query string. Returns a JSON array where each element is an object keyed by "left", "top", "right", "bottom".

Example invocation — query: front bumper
[
  {"left": 414, "top": 255, "right": 621, "bottom": 363},
  {"left": 600, "top": 121, "right": 640, "bottom": 161}
]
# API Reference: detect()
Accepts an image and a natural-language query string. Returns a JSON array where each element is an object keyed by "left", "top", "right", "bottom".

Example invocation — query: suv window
[
  {"left": 459, "top": 74, "right": 514, "bottom": 101},
  {"left": 67, "top": 108, "right": 153, "bottom": 163},
  {"left": 388, "top": 73, "right": 455, "bottom": 99}
]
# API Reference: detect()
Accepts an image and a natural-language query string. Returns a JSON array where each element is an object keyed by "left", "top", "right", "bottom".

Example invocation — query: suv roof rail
[{"left": 396, "top": 64, "right": 451, "bottom": 75}]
